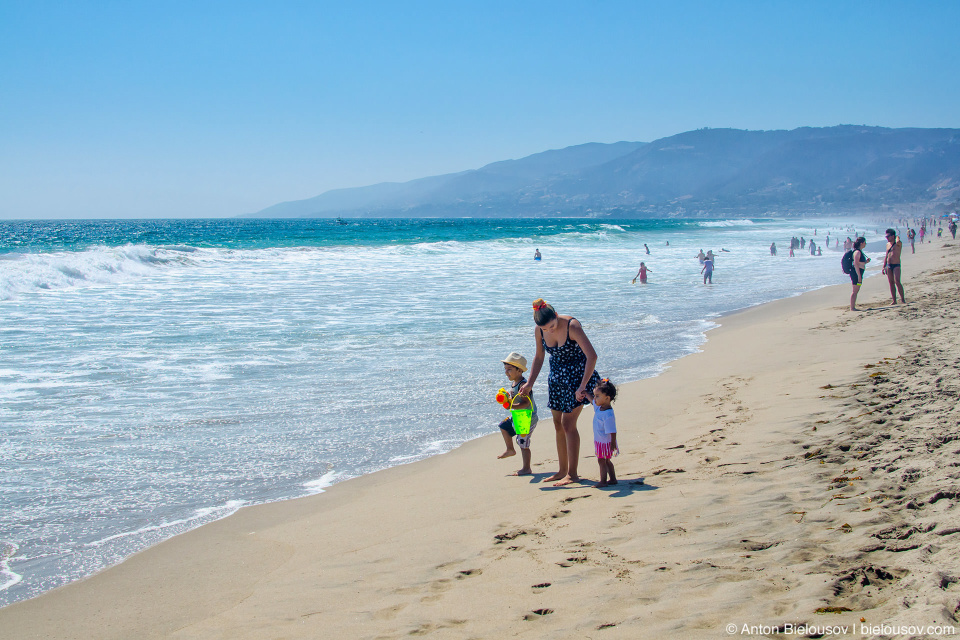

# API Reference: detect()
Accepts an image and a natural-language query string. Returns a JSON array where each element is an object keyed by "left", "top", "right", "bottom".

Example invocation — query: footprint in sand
[{"left": 523, "top": 609, "right": 554, "bottom": 620}]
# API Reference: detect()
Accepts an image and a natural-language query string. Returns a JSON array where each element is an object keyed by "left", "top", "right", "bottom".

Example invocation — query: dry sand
[{"left": 3, "top": 238, "right": 959, "bottom": 640}]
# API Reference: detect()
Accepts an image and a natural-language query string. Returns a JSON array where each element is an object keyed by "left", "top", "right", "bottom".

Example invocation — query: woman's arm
[
  {"left": 568, "top": 319, "right": 597, "bottom": 400},
  {"left": 519, "top": 327, "right": 545, "bottom": 396}
]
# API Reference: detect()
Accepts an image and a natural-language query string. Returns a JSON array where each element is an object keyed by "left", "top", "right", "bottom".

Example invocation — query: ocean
[{"left": 0, "top": 216, "right": 880, "bottom": 606}]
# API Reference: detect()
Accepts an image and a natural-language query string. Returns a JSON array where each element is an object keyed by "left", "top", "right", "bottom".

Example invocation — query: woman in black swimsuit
[{"left": 520, "top": 299, "right": 601, "bottom": 486}]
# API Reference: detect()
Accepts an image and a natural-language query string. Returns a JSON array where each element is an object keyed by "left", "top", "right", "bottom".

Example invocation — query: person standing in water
[
  {"left": 632, "top": 262, "right": 652, "bottom": 284},
  {"left": 644, "top": 244, "right": 650, "bottom": 255},
  {"left": 520, "top": 299, "right": 601, "bottom": 486},
  {"left": 701, "top": 255, "right": 714, "bottom": 284},
  {"left": 534, "top": 248, "right": 541, "bottom": 261}
]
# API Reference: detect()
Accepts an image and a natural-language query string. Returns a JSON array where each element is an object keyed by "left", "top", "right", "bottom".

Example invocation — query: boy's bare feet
[
  {"left": 595, "top": 481, "right": 609, "bottom": 488},
  {"left": 542, "top": 473, "right": 565, "bottom": 482},
  {"left": 511, "top": 469, "right": 532, "bottom": 476},
  {"left": 553, "top": 475, "right": 580, "bottom": 487},
  {"left": 498, "top": 450, "right": 516, "bottom": 459}
]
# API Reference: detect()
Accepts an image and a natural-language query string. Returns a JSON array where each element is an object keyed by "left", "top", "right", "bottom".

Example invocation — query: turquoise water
[{"left": 0, "top": 217, "right": 878, "bottom": 605}]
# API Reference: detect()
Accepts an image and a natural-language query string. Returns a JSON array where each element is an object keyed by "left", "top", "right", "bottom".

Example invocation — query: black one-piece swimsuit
[{"left": 542, "top": 319, "right": 601, "bottom": 414}]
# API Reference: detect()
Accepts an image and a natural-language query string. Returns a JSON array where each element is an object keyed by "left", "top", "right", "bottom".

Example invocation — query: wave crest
[{"left": 0, "top": 244, "right": 200, "bottom": 300}]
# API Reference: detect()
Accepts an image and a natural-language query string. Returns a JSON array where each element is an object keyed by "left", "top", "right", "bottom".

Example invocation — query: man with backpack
[{"left": 842, "top": 237, "right": 870, "bottom": 311}]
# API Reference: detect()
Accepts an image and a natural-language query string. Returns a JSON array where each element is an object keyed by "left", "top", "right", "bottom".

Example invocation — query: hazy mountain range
[{"left": 248, "top": 126, "right": 960, "bottom": 218}]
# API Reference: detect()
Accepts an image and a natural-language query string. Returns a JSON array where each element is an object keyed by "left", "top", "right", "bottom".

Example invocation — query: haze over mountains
[{"left": 249, "top": 126, "right": 960, "bottom": 218}]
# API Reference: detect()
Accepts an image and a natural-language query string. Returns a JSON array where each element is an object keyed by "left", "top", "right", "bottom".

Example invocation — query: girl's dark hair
[
  {"left": 532, "top": 298, "right": 557, "bottom": 326},
  {"left": 596, "top": 378, "right": 617, "bottom": 401},
  {"left": 854, "top": 237, "right": 866, "bottom": 249}
]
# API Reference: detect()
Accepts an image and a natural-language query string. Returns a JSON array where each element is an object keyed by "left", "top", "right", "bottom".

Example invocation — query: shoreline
[
  {"left": 0, "top": 222, "right": 860, "bottom": 610},
  {"left": 2, "top": 236, "right": 957, "bottom": 638}
]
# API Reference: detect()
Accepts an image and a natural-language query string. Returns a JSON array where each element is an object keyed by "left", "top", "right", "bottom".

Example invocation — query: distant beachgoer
[
  {"left": 937, "top": 227, "right": 943, "bottom": 238},
  {"left": 584, "top": 379, "right": 618, "bottom": 488},
  {"left": 920, "top": 227, "right": 926, "bottom": 243},
  {"left": 907, "top": 229, "right": 916, "bottom": 253},
  {"left": 817, "top": 247, "right": 822, "bottom": 256},
  {"left": 826, "top": 234, "right": 830, "bottom": 247},
  {"left": 534, "top": 248, "right": 541, "bottom": 261},
  {"left": 666, "top": 241, "right": 669, "bottom": 246},
  {"left": 770, "top": 242, "right": 777, "bottom": 256},
  {"left": 520, "top": 299, "right": 601, "bottom": 486},
  {"left": 632, "top": 262, "right": 652, "bottom": 284},
  {"left": 949, "top": 220, "right": 957, "bottom": 239},
  {"left": 789, "top": 245, "right": 795, "bottom": 258},
  {"left": 644, "top": 244, "right": 650, "bottom": 255},
  {"left": 849, "top": 237, "right": 869, "bottom": 311},
  {"left": 835, "top": 238, "right": 839, "bottom": 248},
  {"left": 882, "top": 229, "right": 906, "bottom": 305},
  {"left": 843, "top": 237, "right": 852, "bottom": 251},
  {"left": 801, "top": 237, "right": 806, "bottom": 249},
  {"left": 696, "top": 249, "right": 706, "bottom": 264},
  {"left": 496, "top": 352, "right": 538, "bottom": 475},
  {"left": 701, "top": 256, "right": 714, "bottom": 284}
]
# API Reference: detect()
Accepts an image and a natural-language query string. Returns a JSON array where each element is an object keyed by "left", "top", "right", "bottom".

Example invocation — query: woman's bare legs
[
  {"left": 543, "top": 409, "right": 567, "bottom": 482},
  {"left": 552, "top": 406, "right": 584, "bottom": 486}
]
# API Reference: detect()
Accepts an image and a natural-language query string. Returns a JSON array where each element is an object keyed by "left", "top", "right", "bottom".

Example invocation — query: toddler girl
[{"left": 586, "top": 378, "right": 618, "bottom": 488}]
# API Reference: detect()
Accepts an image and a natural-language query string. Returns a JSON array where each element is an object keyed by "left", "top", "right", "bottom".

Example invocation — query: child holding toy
[
  {"left": 497, "top": 352, "right": 539, "bottom": 475},
  {"left": 584, "top": 378, "right": 619, "bottom": 488}
]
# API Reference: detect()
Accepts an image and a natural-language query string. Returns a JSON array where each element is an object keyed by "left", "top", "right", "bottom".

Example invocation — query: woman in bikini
[{"left": 520, "top": 299, "right": 601, "bottom": 486}]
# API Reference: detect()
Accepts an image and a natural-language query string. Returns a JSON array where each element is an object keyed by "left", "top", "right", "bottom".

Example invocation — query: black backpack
[{"left": 841, "top": 249, "right": 854, "bottom": 274}]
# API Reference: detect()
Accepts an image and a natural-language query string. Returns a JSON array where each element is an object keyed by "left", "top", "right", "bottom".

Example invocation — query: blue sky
[{"left": 1, "top": 0, "right": 958, "bottom": 219}]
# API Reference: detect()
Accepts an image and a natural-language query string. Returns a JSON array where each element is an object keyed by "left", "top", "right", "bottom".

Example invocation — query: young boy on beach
[
  {"left": 584, "top": 378, "right": 618, "bottom": 488},
  {"left": 497, "top": 352, "right": 538, "bottom": 475}
]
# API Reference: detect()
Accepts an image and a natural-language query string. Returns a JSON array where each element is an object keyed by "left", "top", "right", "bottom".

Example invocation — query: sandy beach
[{"left": 3, "top": 236, "right": 959, "bottom": 640}]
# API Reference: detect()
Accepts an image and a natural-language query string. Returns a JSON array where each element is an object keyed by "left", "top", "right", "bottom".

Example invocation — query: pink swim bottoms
[{"left": 595, "top": 440, "right": 614, "bottom": 460}]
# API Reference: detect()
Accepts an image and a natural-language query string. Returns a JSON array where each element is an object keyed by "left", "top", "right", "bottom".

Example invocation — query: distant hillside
[
  {"left": 247, "top": 126, "right": 960, "bottom": 218},
  {"left": 253, "top": 141, "right": 645, "bottom": 217}
]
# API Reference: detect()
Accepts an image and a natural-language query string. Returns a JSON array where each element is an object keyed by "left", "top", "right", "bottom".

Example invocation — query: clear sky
[{"left": 1, "top": 0, "right": 958, "bottom": 219}]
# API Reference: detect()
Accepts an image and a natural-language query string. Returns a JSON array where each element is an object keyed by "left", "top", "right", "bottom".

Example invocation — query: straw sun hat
[{"left": 501, "top": 352, "right": 528, "bottom": 372}]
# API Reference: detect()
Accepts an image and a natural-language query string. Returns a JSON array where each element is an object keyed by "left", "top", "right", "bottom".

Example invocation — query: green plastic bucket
[{"left": 510, "top": 395, "right": 533, "bottom": 435}]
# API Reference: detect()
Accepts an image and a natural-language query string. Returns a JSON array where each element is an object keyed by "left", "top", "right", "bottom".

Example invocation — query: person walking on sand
[
  {"left": 882, "top": 229, "right": 906, "bottom": 305},
  {"left": 632, "top": 262, "right": 652, "bottom": 284},
  {"left": 907, "top": 228, "right": 916, "bottom": 253},
  {"left": 520, "top": 299, "right": 601, "bottom": 487},
  {"left": 849, "top": 237, "right": 869, "bottom": 311}
]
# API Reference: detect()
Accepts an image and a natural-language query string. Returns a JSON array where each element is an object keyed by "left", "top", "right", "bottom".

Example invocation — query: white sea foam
[
  {"left": 0, "top": 543, "right": 22, "bottom": 592},
  {"left": 698, "top": 219, "right": 756, "bottom": 227},
  {"left": 302, "top": 470, "right": 339, "bottom": 494},
  {"left": 85, "top": 501, "right": 246, "bottom": 548}
]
